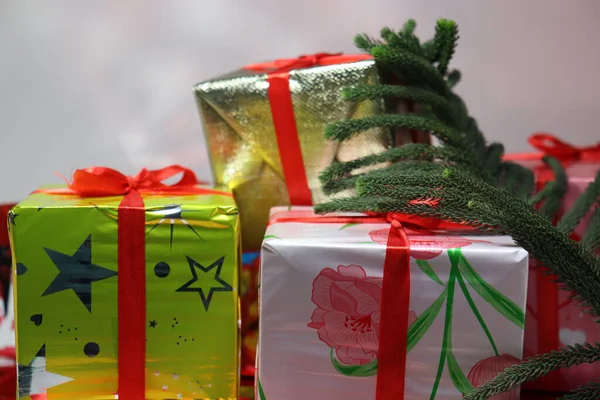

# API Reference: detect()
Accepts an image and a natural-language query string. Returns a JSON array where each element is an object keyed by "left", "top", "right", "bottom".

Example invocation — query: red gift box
[{"left": 507, "top": 134, "right": 600, "bottom": 392}]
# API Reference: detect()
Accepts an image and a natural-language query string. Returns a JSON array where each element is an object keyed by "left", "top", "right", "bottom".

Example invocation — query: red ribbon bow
[
  {"left": 38, "top": 166, "right": 229, "bottom": 399},
  {"left": 269, "top": 210, "right": 470, "bottom": 399},
  {"left": 243, "top": 53, "right": 373, "bottom": 206},
  {"left": 505, "top": 133, "right": 600, "bottom": 163}
]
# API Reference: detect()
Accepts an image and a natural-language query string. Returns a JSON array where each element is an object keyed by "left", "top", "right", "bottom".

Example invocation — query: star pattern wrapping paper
[
  {"left": 9, "top": 187, "right": 240, "bottom": 399},
  {"left": 194, "top": 59, "right": 391, "bottom": 250}
]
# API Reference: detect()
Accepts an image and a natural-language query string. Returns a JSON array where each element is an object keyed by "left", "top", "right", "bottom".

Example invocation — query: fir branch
[
  {"left": 320, "top": 168, "right": 600, "bottom": 316},
  {"left": 371, "top": 45, "right": 450, "bottom": 97},
  {"left": 447, "top": 69, "right": 461, "bottom": 89},
  {"left": 324, "top": 114, "right": 472, "bottom": 152},
  {"left": 557, "top": 168, "right": 600, "bottom": 235},
  {"left": 484, "top": 143, "right": 504, "bottom": 178},
  {"left": 500, "top": 161, "right": 535, "bottom": 200},
  {"left": 321, "top": 143, "right": 478, "bottom": 183},
  {"left": 354, "top": 33, "right": 380, "bottom": 52},
  {"left": 582, "top": 205, "right": 600, "bottom": 252},
  {"left": 433, "top": 19, "right": 459, "bottom": 76},
  {"left": 380, "top": 27, "right": 423, "bottom": 56},
  {"left": 322, "top": 160, "right": 448, "bottom": 196},
  {"left": 402, "top": 19, "right": 417, "bottom": 36},
  {"left": 342, "top": 84, "right": 454, "bottom": 124},
  {"left": 462, "top": 344, "right": 600, "bottom": 400},
  {"left": 560, "top": 379, "right": 600, "bottom": 400},
  {"left": 539, "top": 156, "right": 568, "bottom": 219}
]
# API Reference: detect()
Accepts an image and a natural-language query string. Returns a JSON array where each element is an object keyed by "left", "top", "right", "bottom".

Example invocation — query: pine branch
[
  {"left": 342, "top": 84, "right": 455, "bottom": 125},
  {"left": 539, "top": 156, "right": 568, "bottom": 219},
  {"left": 560, "top": 379, "right": 600, "bottom": 400},
  {"left": 320, "top": 143, "right": 483, "bottom": 192},
  {"left": 582, "top": 205, "right": 600, "bottom": 252},
  {"left": 433, "top": 19, "right": 459, "bottom": 76},
  {"left": 319, "top": 168, "right": 600, "bottom": 316},
  {"left": 484, "top": 142, "right": 504, "bottom": 178},
  {"left": 371, "top": 45, "right": 450, "bottom": 97},
  {"left": 380, "top": 27, "right": 423, "bottom": 57},
  {"left": 462, "top": 344, "right": 600, "bottom": 400},
  {"left": 324, "top": 114, "right": 472, "bottom": 152},
  {"left": 447, "top": 69, "right": 461, "bottom": 89},
  {"left": 557, "top": 168, "right": 600, "bottom": 235},
  {"left": 354, "top": 33, "right": 381, "bottom": 52}
]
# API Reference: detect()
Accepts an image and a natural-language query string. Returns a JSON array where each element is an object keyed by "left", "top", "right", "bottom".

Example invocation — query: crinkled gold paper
[{"left": 194, "top": 60, "right": 390, "bottom": 250}]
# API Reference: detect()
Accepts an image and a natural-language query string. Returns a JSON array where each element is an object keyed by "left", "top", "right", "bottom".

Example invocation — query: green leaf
[
  {"left": 447, "top": 352, "right": 474, "bottom": 394},
  {"left": 416, "top": 259, "right": 444, "bottom": 286},
  {"left": 329, "top": 348, "right": 378, "bottom": 377},
  {"left": 407, "top": 287, "right": 447, "bottom": 352},
  {"left": 454, "top": 263, "right": 499, "bottom": 355},
  {"left": 263, "top": 235, "right": 280, "bottom": 240},
  {"left": 456, "top": 251, "right": 525, "bottom": 329},
  {"left": 258, "top": 377, "right": 267, "bottom": 400},
  {"left": 339, "top": 223, "right": 359, "bottom": 230}
]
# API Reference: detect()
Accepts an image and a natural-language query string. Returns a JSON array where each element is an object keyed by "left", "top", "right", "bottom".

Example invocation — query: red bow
[
  {"left": 35, "top": 165, "right": 230, "bottom": 198},
  {"left": 244, "top": 52, "right": 373, "bottom": 74},
  {"left": 505, "top": 133, "right": 600, "bottom": 163}
]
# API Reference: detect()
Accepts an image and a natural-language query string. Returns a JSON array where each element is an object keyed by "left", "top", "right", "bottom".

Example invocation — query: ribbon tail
[{"left": 375, "top": 224, "right": 410, "bottom": 400}]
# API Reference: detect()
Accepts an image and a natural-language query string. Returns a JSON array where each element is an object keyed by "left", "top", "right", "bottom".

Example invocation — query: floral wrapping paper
[
  {"left": 9, "top": 187, "right": 240, "bottom": 399},
  {"left": 257, "top": 207, "right": 529, "bottom": 400},
  {"left": 520, "top": 160, "right": 600, "bottom": 392}
]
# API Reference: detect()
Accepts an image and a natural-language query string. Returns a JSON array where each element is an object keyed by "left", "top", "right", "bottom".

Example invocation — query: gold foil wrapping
[{"left": 194, "top": 60, "right": 390, "bottom": 250}]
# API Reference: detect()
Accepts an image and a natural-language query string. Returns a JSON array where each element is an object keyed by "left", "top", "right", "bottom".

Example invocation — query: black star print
[
  {"left": 149, "top": 320, "right": 158, "bottom": 329},
  {"left": 42, "top": 235, "right": 118, "bottom": 312},
  {"left": 176, "top": 256, "right": 232, "bottom": 311}
]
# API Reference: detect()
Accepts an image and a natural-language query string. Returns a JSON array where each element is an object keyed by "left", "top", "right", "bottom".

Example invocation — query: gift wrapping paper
[
  {"left": 194, "top": 55, "right": 391, "bottom": 251},
  {"left": 521, "top": 160, "right": 600, "bottom": 392},
  {"left": 9, "top": 186, "right": 240, "bottom": 399},
  {"left": 257, "top": 207, "right": 529, "bottom": 399},
  {"left": 0, "top": 204, "right": 16, "bottom": 374}
]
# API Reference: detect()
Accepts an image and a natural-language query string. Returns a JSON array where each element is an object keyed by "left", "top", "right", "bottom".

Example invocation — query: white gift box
[{"left": 257, "top": 207, "right": 528, "bottom": 399}]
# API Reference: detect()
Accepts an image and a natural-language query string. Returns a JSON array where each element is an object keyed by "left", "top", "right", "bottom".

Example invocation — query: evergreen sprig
[
  {"left": 560, "top": 379, "right": 600, "bottom": 400},
  {"left": 317, "top": 18, "right": 600, "bottom": 398}
]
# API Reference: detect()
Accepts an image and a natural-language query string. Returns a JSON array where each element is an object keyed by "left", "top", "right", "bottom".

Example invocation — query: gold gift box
[{"left": 194, "top": 56, "right": 391, "bottom": 250}]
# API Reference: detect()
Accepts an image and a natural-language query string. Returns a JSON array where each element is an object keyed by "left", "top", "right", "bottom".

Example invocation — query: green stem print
[
  {"left": 430, "top": 251, "right": 459, "bottom": 399},
  {"left": 455, "top": 259, "right": 499, "bottom": 356}
]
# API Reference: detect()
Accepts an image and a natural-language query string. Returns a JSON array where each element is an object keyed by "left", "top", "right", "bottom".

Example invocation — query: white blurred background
[{"left": 1, "top": 0, "right": 598, "bottom": 203}]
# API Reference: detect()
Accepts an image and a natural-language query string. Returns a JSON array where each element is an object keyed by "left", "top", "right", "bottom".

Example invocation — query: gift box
[
  {"left": 257, "top": 207, "right": 529, "bottom": 399},
  {"left": 194, "top": 53, "right": 392, "bottom": 251},
  {"left": 9, "top": 166, "right": 241, "bottom": 399},
  {"left": 507, "top": 134, "right": 600, "bottom": 392}
]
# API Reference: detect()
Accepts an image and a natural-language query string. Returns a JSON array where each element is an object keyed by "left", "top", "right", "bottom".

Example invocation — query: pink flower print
[
  {"left": 368, "top": 227, "right": 487, "bottom": 260},
  {"left": 308, "top": 264, "right": 417, "bottom": 365},
  {"left": 467, "top": 354, "right": 520, "bottom": 399}
]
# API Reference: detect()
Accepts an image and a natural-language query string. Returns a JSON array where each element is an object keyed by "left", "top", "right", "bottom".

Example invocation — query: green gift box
[{"left": 9, "top": 167, "right": 241, "bottom": 399}]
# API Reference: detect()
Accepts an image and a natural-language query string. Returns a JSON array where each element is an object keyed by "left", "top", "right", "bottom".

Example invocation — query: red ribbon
[
  {"left": 244, "top": 53, "right": 373, "bottom": 206},
  {"left": 504, "top": 133, "right": 600, "bottom": 163},
  {"left": 38, "top": 165, "right": 230, "bottom": 399},
  {"left": 269, "top": 211, "right": 465, "bottom": 399}
]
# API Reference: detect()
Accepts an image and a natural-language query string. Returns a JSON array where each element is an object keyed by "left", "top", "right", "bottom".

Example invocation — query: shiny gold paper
[{"left": 194, "top": 60, "right": 390, "bottom": 250}]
